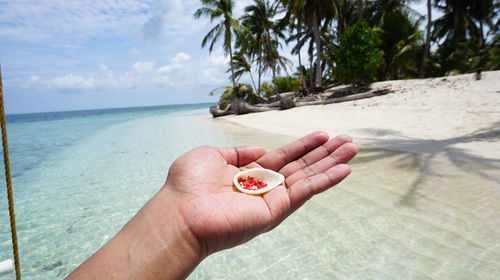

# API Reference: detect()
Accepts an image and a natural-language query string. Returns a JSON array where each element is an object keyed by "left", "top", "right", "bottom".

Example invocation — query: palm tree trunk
[
  {"left": 452, "top": 0, "right": 465, "bottom": 44},
  {"left": 265, "top": 29, "right": 280, "bottom": 99},
  {"left": 297, "top": 17, "right": 306, "bottom": 90},
  {"left": 272, "top": 63, "right": 280, "bottom": 99},
  {"left": 358, "top": 0, "right": 363, "bottom": 20},
  {"left": 312, "top": 9, "right": 322, "bottom": 87},
  {"left": 228, "top": 43, "right": 236, "bottom": 87},
  {"left": 419, "top": 0, "right": 431, "bottom": 78},
  {"left": 308, "top": 54, "right": 313, "bottom": 88},
  {"left": 479, "top": 20, "right": 485, "bottom": 46},
  {"left": 453, "top": 0, "right": 459, "bottom": 43},
  {"left": 258, "top": 49, "right": 262, "bottom": 96},
  {"left": 249, "top": 70, "right": 257, "bottom": 94},
  {"left": 337, "top": 16, "right": 343, "bottom": 46}
]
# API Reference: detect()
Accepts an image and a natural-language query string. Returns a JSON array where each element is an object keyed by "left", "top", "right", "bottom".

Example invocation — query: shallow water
[
  {"left": 191, "top": 143, "right": 500, "bottom": 279},
  {"left": 0, "top": 105, "right": 293, "bottom": 279},
  {"left": 0, "top": 105, "right": 499, "bottom": 279}
]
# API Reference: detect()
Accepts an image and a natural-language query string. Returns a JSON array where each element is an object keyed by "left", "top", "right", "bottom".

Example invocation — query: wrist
[
  {"left": 136, "top": 186, "right": 204, "bottom": 278},
  {"left": 67, "top": 186, "right": 203, "bottom": 279}
]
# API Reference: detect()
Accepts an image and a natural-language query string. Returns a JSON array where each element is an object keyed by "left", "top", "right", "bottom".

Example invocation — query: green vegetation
[
  {"left": 195, "top": 0, "right": 500, "bottom": 104},
  {"left": 335, "top": 20, "right": 381, "bottom": 85},
  {"left": 259, "top": 82, "right": 275, "bottom": 98},
  {"left": 276, "top": 76, "right": 301, "bottom": 93},
  {"left": 209, "top": 84, "right": 257, "bottom": 108}
]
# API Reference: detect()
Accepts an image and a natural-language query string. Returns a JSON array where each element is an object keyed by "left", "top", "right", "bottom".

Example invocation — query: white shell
[{"left": 234, "top": 168, "right": 285, "bottom": 195}]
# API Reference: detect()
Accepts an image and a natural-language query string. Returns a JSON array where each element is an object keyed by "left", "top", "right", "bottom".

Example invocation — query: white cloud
[
  {"left": 24, "top": 50, "right": 230, "bottom": 92},
  {"left": 51, "top": 74, "right": 96, "bottom": 90},
  {"left": 23, "top": 65, "right": 117, "bottom": 91},
  {"left": 28, "top": 75, "right": 40, "bottom": 83},
  {"left": 140, "top": 0, "right": 201, "bottom": 40},
  {"left": 129, "top": 47, "right": 142, "bottom": 57},
  {"left": 121, "top": 51, "right": 227, "bottom": 88},
  {"left": 172, "top": 52, "right": 191, "bottom": 63},
  {"left": 21, "top": 75, "right": 41, "bottom": 88},
  {"left": 0, "top": 0, "right": 152, "bottom": 42},
  {"left": 138, "top": 0, "right": 256, "bottom": 42}
]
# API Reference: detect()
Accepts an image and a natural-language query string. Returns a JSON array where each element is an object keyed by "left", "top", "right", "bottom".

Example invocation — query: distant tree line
[{"left": 195, "top": 0, "right": 500, "bottom": 102}]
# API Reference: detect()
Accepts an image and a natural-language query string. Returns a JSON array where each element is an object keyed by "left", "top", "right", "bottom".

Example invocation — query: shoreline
[
  {"left": 215, "top": 71, "right": 500, "bottom": 162},
  {"left": 205, "top": 72, "right": 500, "bottom": 279}
]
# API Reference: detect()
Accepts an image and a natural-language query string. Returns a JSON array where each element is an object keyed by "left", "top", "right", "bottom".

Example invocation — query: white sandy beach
[
  {"left": 218, "top": 71, "right": 500, "bottom": 160},
  {"left": 201, "top": 71, "right": 500, "bottom": 279}
]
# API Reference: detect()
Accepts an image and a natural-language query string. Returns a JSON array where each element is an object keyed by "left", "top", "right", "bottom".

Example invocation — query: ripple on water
[{"left": 1, "top": 108, "right": 499, "bottom": 279}]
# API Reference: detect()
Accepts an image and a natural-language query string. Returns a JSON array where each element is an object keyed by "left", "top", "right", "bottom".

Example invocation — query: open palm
[{"left": 164, "top": 131, "right": 358, "bottom": 257}]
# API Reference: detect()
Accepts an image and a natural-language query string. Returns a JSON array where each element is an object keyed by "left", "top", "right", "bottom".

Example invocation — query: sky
[{"left": 0, "top": 0, "right": 433, "bottom": 114}]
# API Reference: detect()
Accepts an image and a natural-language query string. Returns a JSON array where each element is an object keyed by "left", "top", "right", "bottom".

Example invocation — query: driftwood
[
  {"left": 280, "top": 97, "right": 295, "bottom": 110},
  {"left": 253, "top": 101, "right": 280, "bottom": 108},
  {"left": 248, "top": 92, "right": 297, "bottom": 108},
  {"left": 296, "top": 89, "right": 390, "bottom": 107},
  {"left": 231, "top": 98, "right": 277, "bottom": 115},
  {"left": 209, "top": 99, "right": 278, "bottom": 118},
  {"left": 209, "top": 87, "right": 391, "bottom": 118},
  {"left": 210, "top": 106, "right": 234, "bottom": 118}
]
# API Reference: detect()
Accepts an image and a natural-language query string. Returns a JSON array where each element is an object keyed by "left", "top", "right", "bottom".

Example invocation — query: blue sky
[{"left": 0, "top": 0, "right": 431, "bottom": 114}]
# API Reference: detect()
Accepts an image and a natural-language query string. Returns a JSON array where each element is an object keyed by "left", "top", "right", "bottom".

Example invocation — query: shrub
[
  {"left": 275, "top": 76, "right": 300, "bottom": 93},
  {"left": 335, "top": 20, "right": 382, "bottom": 85},
  {"left": 209, "top": 83, "right": 256, "bottom": 108},
  {"left": 489, "top": 44, "right": 500, "bottom": 70},
  {"left": 259, "top": 82, "right": 275, "bottom": 98}
]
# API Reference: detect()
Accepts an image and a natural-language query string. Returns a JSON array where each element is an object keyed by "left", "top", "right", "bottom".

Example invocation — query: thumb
[{"left": 218, "top": 146, "right": 266, "bottom": 167}]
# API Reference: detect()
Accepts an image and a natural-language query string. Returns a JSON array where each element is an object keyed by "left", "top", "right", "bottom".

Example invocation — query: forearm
[{"left": 66, "top": 188, "right": 202, "bottom": 279}]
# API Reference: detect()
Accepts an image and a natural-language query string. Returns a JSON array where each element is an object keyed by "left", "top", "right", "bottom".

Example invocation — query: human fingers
[
  {"left": 284, "top": 142, "right": 358, "bottom": 186},
  {"left": 256, "top": 131, "right": 329, "bottom": 171},
  {"left": 218, "top": 146, "right": 267, "bottom": 167},
  {"left": 288, "top": 164, "right": 352, "bottom": 211},
  {"left": 279, "top": 135, "right": 353, "bottom": 178}
]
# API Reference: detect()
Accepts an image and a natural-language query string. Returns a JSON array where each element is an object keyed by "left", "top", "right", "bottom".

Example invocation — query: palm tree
[
  {"left": 366, "top": 0, "right": 418, "bottom": 28},
  {"left": 319, "top": 25, "right": 338, "bottom": 82},
  {"left": 194, "top": 0, "right": 238, "bottom": 87},
  {"left": 261, "top": 38, "right": 292, "bottom": 96},
  {"left": 358, "top": 0, "right": 364, "bottom": 19},
  {"left": 419, "top": 0, "right": 432, "bottom": 78},
  {"left": 229, "top": 51, "right": 258, "bottom": 93},
  {"left": 242, "top": 0, "right": 288, "bottom": 98},
  {"left": 432, "top": 0, "right": 480, "bottom": 46},
  {"left": 379, "top": 10, "right": 423, "bottom": 80},
  {"left": 240, "top": 3, "right": 265, "bottom": 96},
  {"left": 469, "top": 0, "right": 494, "bottom": 46},
  {"left": 302, "top": 0, "right": 337, "bottom": 87},
  {"left": 334, "top": 0, "right": 358, "bottom": 42},
  {"left": 281, "top": 0, "right": 307, "bottom": 89}
]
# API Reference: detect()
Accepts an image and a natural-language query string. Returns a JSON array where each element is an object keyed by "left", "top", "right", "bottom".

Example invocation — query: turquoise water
[
  {"left": 0, "top": 104, "right": 288, "bottom": 279},
  {"left": 1, "top": 104, "right": 499, "bottom": 279}
]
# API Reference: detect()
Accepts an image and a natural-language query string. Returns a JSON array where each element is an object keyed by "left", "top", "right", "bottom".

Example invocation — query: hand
[
  {"left": 66, "top": 131, "right": 358, "bottom": 279},
  {"left": 165, "top": 131, "right": 358, "bottom": 256}
]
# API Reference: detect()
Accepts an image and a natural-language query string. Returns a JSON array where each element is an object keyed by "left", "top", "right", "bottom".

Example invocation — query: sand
[
  {"left": 204, "top": 71, "right": 500, "bottom": 279},
  {"left": 217, "top": 70, "right": 500, "bottom": 160}
]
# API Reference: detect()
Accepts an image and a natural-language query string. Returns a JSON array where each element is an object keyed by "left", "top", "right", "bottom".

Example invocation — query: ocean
[
  {"left": 0, "top": 104, "right": 291, "bottom": 278},
  {"left": 1, "top": 104, "right": 499, "bottom": 279}
]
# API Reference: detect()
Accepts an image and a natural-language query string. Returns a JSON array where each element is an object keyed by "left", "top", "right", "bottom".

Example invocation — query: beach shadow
[{"left": 353, "top": 122, "right": 500, "bottom": 206}]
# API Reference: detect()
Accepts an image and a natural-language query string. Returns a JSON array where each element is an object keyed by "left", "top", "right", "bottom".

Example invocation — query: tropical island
[
  {"left": 189, "top": 4, "right": 500, "bottom": 278},
  {"left": 193, "top": 0, "right": 500, "bottom": 118}
]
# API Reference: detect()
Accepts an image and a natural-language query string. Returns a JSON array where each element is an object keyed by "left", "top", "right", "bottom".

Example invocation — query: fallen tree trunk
[
  {"left": 210, "top": 106, "right": 234, "bottom": 118},
  {"left": 253, "top": 101, "right": 280, "bottom": 108},
  {"left": 210, "top": 88, "right": 390, "bottom": 118},
  {"left": 296, "top": 89, "right": 389, "bottom": 107},
  {"left": 231, "top": 98, "right": 278, "bottom": 115}
]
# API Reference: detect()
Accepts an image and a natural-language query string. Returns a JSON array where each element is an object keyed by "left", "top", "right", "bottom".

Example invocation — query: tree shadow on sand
[{"left": 351, "top": 121, "right": 500, "bottom": 207}]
